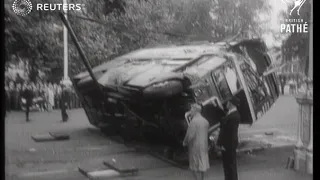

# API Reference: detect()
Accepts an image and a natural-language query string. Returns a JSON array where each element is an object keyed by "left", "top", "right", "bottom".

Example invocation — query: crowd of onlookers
[{"left": 5, "top": 80, "right": 81, "bottom": 112}]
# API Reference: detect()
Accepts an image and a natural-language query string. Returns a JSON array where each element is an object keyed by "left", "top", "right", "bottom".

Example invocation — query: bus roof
[{"left": 75, "top": 44, "right": 227, "bottom": 79}]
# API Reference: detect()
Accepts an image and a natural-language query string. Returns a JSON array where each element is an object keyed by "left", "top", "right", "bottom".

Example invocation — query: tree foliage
[
  {"left": 5, "top": 0, "right": 271, "bottom": 81},
  {"left": 281, "top": 0, "right": 310, "bottom": 75}
]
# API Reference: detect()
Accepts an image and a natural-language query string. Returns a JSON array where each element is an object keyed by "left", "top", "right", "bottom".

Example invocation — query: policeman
[
  {"left": 216, "top": 98, "right": 240, "bottom": 180},
  {"left": 60, "top": 84, "right": 69, "bottom": 122},
  {"left": 22, "top": 84, "right": 34, "bottom": 122}
]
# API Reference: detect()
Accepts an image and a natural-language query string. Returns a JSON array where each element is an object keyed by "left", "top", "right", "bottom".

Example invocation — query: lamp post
[
  {"left": 61, "top": 0, "right": 72, "bottom": 87},
  {"left": 293, "top": 0, "right": 313, "bottom": 174}
]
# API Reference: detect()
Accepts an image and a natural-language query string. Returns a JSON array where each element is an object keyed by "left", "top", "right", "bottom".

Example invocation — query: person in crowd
[
  {"left": 22, "top": 83, "right": 27, "bottom": 91},
  {"left": 16, "top": 83, "right": 22, "bottom": 110},
  {"left": 53, "top": 83, "right": 58, "bottom": 109},
  {"left": 37, "top": 84, "right": 43, "bottom": 111},
  {"left": 47, "top": 84, "right": 55, "bottom": 111},
  {"left": 60, "top": 84, "right": 69, "bottom": 122},
  {"left": 183, "top": 103, "right": 210, "bottom": 180},
  {"left": 15, "top": 73, "right": 24, "bottom": 85},
  {"left": 12, "top": 83, "right": 19, "bottom": 110},
  {"left": 5, "top": 84, "right": 11, "bottom": 116},
  {"left": 33, "top": 83, "right": 40, "bottom": 98},
  {"left": 288, "top": 79, "right": 295, "bottom": 94},
  {"left": 65, "top": 86, "right": 72, "bottom": 110},
  {"left": 40, "top": 83, "right": 48, "bottom": 111},
  {"left": 42, "top": 83, "right": 48, "bottom": 111},
  {"left": 53, "top": 83, "right": 59, "bottom": 109},
  {"left": 8, "top": 82, "right": 14, "bottom": 110},
  {"left": 57, "top": 84, "right": 62, "bottom": 108},
  {"left": 21, "top": 83, "right": 34, "bottom": 122}
]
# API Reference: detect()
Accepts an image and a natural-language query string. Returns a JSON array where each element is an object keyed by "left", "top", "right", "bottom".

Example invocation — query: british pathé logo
[
  {"left": 12, "top": 0, "right": 33, "bottom": 16},
  {"left": 281, "top": 0, "right": 306, "bottom": 16},
  {"left": 280, "top": 0, "right": 308, "bottom": 33}
]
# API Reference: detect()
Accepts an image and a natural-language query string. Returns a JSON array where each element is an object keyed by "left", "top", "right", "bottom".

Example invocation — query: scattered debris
[
  {"left": 265, "top": 132, "right": 274, "bottom": 136},
  {"left": 49, "top": 132, "right": 70, "bottom": 140},
  {"left": 28, "top": 148, "right": 36, "bottom": 152},
  {"left": 31, "top": 133, "right": 56, "bottom": 142},
  {"left": 87, "top": 169, "right": 121, "bottom": 179},
  {"left": 103, "top": 159, "right": 139, "bottom": 175},
  {"left": 31, "top": 132, "right": 70, "bottom": 142}
]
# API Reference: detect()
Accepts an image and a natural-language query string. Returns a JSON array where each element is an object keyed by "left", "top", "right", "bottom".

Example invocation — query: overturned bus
[
  {"left": 73, "top": 40, "right": 279, "bottom": 145},
  {"left": 60, "top": 14, "right": 280, "bottom": 151}
]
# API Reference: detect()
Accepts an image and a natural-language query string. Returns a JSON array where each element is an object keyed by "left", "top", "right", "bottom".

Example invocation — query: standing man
[
  {"left": 22, "top": 83, "right": 34, "bottom": 122},
  {"left": 215, "top": 97, "right": 240, "bottom": 180},
  {"left": 60, "top": 84, "right": 69, "bottom": 122},
  {"left": 183, "top": 103, "right": 210, "bottom": 180}
]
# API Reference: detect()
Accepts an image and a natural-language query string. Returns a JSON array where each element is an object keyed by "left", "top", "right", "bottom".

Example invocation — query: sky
[{"left": 262, "top": 0, "right": 288, "bottom": 48}]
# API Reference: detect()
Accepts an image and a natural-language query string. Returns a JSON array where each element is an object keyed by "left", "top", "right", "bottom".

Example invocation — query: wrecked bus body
[
  {"left": 73, "top": 40, "right": 279, "bottom": 145},
  {"left": 60, "top": 13, "right": 280, "bottom": 150}
]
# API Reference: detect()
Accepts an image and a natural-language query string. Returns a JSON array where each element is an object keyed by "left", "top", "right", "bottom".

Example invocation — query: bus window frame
[
  {"left": 211, "top": 61, "right": 235, "bottom": 103},
  {"left": 229, "top": 55, "right": 257, "bottom": 122}
]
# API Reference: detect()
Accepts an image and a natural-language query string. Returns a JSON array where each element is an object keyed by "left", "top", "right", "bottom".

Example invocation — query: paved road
[{"left": 5, "top": 96, "right": 304, "bottom": 180}]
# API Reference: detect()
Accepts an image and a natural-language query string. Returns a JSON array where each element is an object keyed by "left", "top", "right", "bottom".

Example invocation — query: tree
[
  {"left": 281, "top": 0, "right": 310, "bottom": 76},
  {"left": 5, "top": 0, "right": 271, "bottom": 81}
]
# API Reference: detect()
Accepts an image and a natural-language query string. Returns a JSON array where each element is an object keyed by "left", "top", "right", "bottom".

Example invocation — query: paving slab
[
  {"left": 78, "top": 159, "right": 111, "bottom": 176},
  {"left": 103, "top": 152, "right": 171, "bottom": 172},
  {"left": 31, "top": 133, "right": 56, "bottom": 142},
  {"left": 49, "top": 132, "right": 70, "bottom": 140},
  {"left": 87, "top": 169, "right": 121, "bottom": 179}
]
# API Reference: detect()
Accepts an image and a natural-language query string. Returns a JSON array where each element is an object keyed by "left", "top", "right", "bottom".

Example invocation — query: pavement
[
  {"left": 110, "top": 146, "right": 312, "bottom": 180},
  {"left": 5, "top": 96, "right": 313, "bottom": 180}
]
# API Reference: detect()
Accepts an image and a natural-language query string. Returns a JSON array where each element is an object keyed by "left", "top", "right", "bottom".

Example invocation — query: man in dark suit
[
  {"left": 216, "top": 98, "right": 241, "bottom": 180},
  {"left": 60, "top": 84, "right": 69, "bottom": 122},
  {"left": 22, "top": 84, "right": 34, "bottom": 122},
  {"left": 203, "top": 95, "right": 240, "bottom": 180}
]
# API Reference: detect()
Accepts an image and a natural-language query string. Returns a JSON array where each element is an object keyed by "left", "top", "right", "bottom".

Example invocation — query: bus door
[
  {"left": 211, "top": 60, "right": 254, "bottom": 124},
  {"left": 236, "top": 57, "right": 277, "bottom": 121}
]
